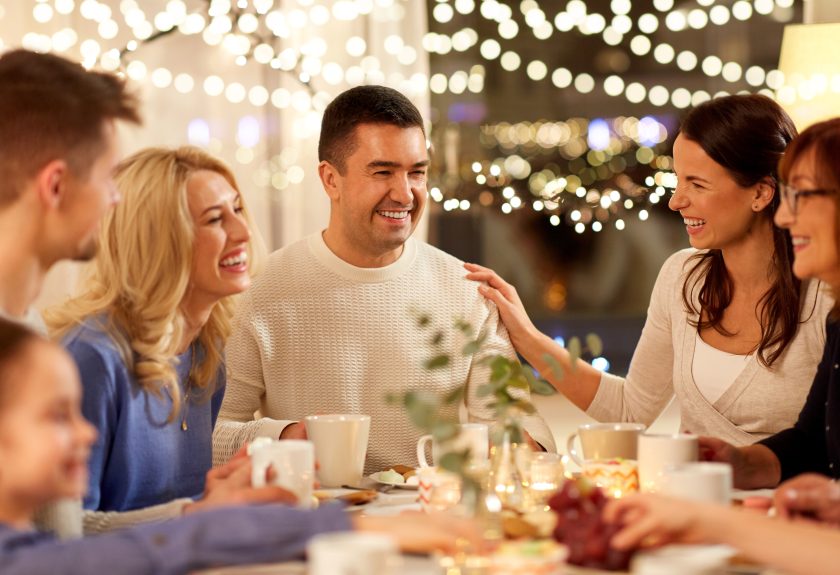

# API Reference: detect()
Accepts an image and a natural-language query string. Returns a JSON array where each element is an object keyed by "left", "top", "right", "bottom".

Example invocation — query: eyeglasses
[{"left": 778, "top": 182, "right": 837, "bottom": 215}]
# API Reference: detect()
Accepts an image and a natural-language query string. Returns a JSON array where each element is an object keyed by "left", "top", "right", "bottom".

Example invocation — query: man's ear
[
  {"left": 318, "top": 160, "right": 341, "bottom": 202},
  {"left": 34, "top": 159, "right": 69, "bottom": 211}
]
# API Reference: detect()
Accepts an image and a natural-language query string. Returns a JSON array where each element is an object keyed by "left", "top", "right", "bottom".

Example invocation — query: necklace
[{"left": 181, "top": 343, "right": 196, "bottom": 432}]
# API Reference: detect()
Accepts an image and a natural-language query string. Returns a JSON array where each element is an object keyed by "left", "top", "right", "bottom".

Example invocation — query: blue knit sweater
[{"left": 63, "top": 319, "right": 225, "bottom": 512}]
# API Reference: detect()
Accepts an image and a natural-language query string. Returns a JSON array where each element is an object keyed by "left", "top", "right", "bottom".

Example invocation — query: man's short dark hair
[
  {"left": 318, "top": 85, "right": 425, "bottom": 173},
  {"left": 0, "top": 49, "right": 141, "bottom": 206}
]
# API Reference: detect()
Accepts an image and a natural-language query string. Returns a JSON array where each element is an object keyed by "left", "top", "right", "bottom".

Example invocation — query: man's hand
[
  {"left": 775, "top": 474, "right": 840, "bottom": 525},
  {"left": 183, "top": 457, "right": 297, "bottom": 515},
  {"left": 280, "top": 422, "right": 308, "bottom": 440}
]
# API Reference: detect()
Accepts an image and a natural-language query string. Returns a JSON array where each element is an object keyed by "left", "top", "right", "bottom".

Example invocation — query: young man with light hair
[
  {"left": 0, "top": 49, "right": 142, "bottom": 538},
  {"left": 214, "top": 85, "right": 556, "bottom": 471},
  {"left": 0, "top": 49, "right": 141, "bottom": 323}
]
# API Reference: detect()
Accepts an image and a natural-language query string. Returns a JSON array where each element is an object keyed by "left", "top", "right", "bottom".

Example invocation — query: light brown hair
[{"left": 0, "top": 49, "right": 141, "bottom": 206}]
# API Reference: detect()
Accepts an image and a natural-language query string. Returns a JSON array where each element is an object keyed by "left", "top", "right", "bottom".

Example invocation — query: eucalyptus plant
[{"left": 389, "top": 309, "right": 602, "bottom": 486}]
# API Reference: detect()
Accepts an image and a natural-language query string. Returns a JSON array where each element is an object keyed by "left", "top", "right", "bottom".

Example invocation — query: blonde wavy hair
[{"left": 47, "top": 146, "right": 264, "bottom": 420}]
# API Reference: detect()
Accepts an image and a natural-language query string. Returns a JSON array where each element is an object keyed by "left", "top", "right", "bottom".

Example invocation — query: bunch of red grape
[{"left": 548, "top": 478, "right": 634, "bottom": 571}]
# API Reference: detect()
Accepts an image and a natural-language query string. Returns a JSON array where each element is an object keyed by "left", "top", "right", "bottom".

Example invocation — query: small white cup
[
  {"left": 308, "top": 532, "right": 400, "bottom": 575},
  {"left": 250, "top": 439, "right": 315, "bottom": 509},
  {"left": 417, "top": 423, "right": 489, "bottom": 468},
  {"left": 566, "top": 422, "right": 646, "bottom": 467},
  {"left": 661, "top": 462, "right": 732, "bottom": 505},
  {"left": 638, "top": 433, "right": 699, "bottom": 493},
  {"left": 417, "top": 466, "right": 461, "bottom": 513},
  {"left": 304, "top": 414, "right": 370, "bottom": 488}
]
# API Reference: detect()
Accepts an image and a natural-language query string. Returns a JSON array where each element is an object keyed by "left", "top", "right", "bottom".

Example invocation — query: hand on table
[
  {"left": 184, "top": 456, "right": 297, "bottom": 515},
  {"left": 603, "top": 493, "right": 713, "bottom": 550},
  {"left": 354, "top": 511, "right": 486, "bottom": 555},
  {"left": 463, "top": 262, "right": 538, "bottom": 351},
  {"left": 774, "top": 474, "right": 840, "bottom": 525}
]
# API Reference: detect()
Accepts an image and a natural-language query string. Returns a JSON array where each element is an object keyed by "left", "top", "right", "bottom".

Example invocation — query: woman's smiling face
[
  {"left": 774, "top": 147, "right": 840, "bottom": 287},
  {"left": 669, "top": 134, "right": 769, "bottom": 251}
]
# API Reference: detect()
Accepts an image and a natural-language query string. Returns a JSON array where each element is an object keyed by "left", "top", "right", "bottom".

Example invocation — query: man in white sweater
[{"left": 214, "top": 86, "right": 556, "bottom": 473}]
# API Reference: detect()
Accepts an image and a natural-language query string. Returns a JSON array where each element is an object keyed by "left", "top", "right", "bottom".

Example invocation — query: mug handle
[
  {"left": 417, "top": 434, "right": 433, "bottom": 468},
  {"left": 566, "top": 432, "right": 584, "bottom": 467}
]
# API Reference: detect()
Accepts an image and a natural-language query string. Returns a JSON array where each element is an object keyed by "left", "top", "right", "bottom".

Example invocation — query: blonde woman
[{"left": 47, "top": 147, "right": 282, "bottom": 533}]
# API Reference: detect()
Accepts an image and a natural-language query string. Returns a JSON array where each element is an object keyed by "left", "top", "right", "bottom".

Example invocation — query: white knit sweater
[{"left": 213, "top": 233, "right": 556, "bottom": 473}]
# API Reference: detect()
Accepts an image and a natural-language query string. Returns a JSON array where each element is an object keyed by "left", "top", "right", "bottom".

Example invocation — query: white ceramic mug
[
  {"left": 416, "top": 423, "right": 489, "bottom": 468},
  {"left": 566, "top": 422, "right": 646, "bottom": 466},
  {"left": 638, "top": 433, "right": 699, "bottom": 493},
  {"left": 661, "top": 462, "right": 732, "bottom": 504},
  {"left": 304, "top": 414, "right": 370, "bottom": 488},
  {"left": 308, "top": 532, "right": 400, "bottom": 575},
  {"left": 250, "top": 439, "right": 315, "bottom": 509}
]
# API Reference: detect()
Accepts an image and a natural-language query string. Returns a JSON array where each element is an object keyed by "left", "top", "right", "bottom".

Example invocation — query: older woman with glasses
[
  {"left": 599, "top": 117, "right": 840, "bottom": 575},
  {"left": 697, "top": 117, "right": 840, "bottom": 495}
]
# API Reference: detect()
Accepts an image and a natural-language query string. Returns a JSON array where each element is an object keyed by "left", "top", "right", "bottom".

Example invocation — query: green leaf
[
  {"left": 567, "top": 337, "right": 582, "bottom": 369},
  {"left": 506, "top": 375, "right": 529, "bottom": 392},
  {"left": 511, "top": 399, "right": 537, "bottom": 415},
  {"left": 430, "top": 331, "right": 444, "bottom": 346},
  {"left": 461, "top": 333, "right": 486, "bottom": 356},
  {"left": 586, "top": 333, "right": 603, "bottom": 357},
  {"left": 443, "top": 385, "right": 465, "bottom": 405},
  {"left": 506, "top": 425, "right": 525, "bottom": 445},
  {"left": 439, "top": 451, "right": 469, "bottom": 475},
  {"left": 542, "top": 353, "right": 565, "bottom": 381},
  {"left": 453, "top": 318, "right": 474, "bottom": 337},
  {"left": 424, "top": 354, "right": 450, "bottom": 369},
  {"left": 404, "top": 391, "right": 439, "bottom": 430},
  {"left": 416, "top": 313, "right": 430, "bottom": 327},
  {"left": 490, "top": 356, "right": 513, "bottom": 383},
  {"left": 432, "top": 421, "right": 459, "bottom": 442},
  {"left": 476, "top": 383, "right": 495, "bottom": 398},
  {"left": 530, "top": 377, "right": 557, "bottom": 396}
]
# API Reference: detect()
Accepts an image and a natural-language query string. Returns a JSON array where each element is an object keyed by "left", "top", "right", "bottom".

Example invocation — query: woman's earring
[{"left": 753, "top": 203, "right": 761, "bottom": 211}]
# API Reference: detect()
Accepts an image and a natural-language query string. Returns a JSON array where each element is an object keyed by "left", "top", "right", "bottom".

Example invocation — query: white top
[
  {"left": 587, "top": 248, "right": 833, "bottom": 446},
  {"left": 213, "top": 232, "right": 556, "bottom": 473},
  {"left": 692, "top": 333, "right": 751, "bottom": 405}
]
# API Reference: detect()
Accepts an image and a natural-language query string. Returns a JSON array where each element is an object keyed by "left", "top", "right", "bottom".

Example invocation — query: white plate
[{"left": 368, "top": 475, "right": 419, "bottom": 490}]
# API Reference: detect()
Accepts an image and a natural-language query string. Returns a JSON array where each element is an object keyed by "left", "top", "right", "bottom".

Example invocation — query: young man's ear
[
  {"left": 318, "top": 160, "right": 341, "bottom": 202},
  {"left": 34, "top": 159, "right": 69, "bottom": 210}
]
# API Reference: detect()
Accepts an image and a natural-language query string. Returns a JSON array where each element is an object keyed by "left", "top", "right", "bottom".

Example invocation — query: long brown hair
[
  {"left": 679, "top": 95, "right": 800, "bottom": 367},
  {"left": 778, "top": 118, "right": 840, "bottom": 317}
]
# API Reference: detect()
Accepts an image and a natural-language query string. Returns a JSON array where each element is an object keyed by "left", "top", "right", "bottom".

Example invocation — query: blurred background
[{"left": 4, "top": 0, "right": 838, "bottom": 440}]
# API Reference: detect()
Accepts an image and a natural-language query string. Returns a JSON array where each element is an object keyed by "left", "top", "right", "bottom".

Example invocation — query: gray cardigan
[{"left": 587, "top": 248, "right": 832, "bottom": 446}]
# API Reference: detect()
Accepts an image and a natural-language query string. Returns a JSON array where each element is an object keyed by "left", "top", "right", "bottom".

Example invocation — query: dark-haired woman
[{"left": 466, "top": 94, "right": 831, "bottom": 445}]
